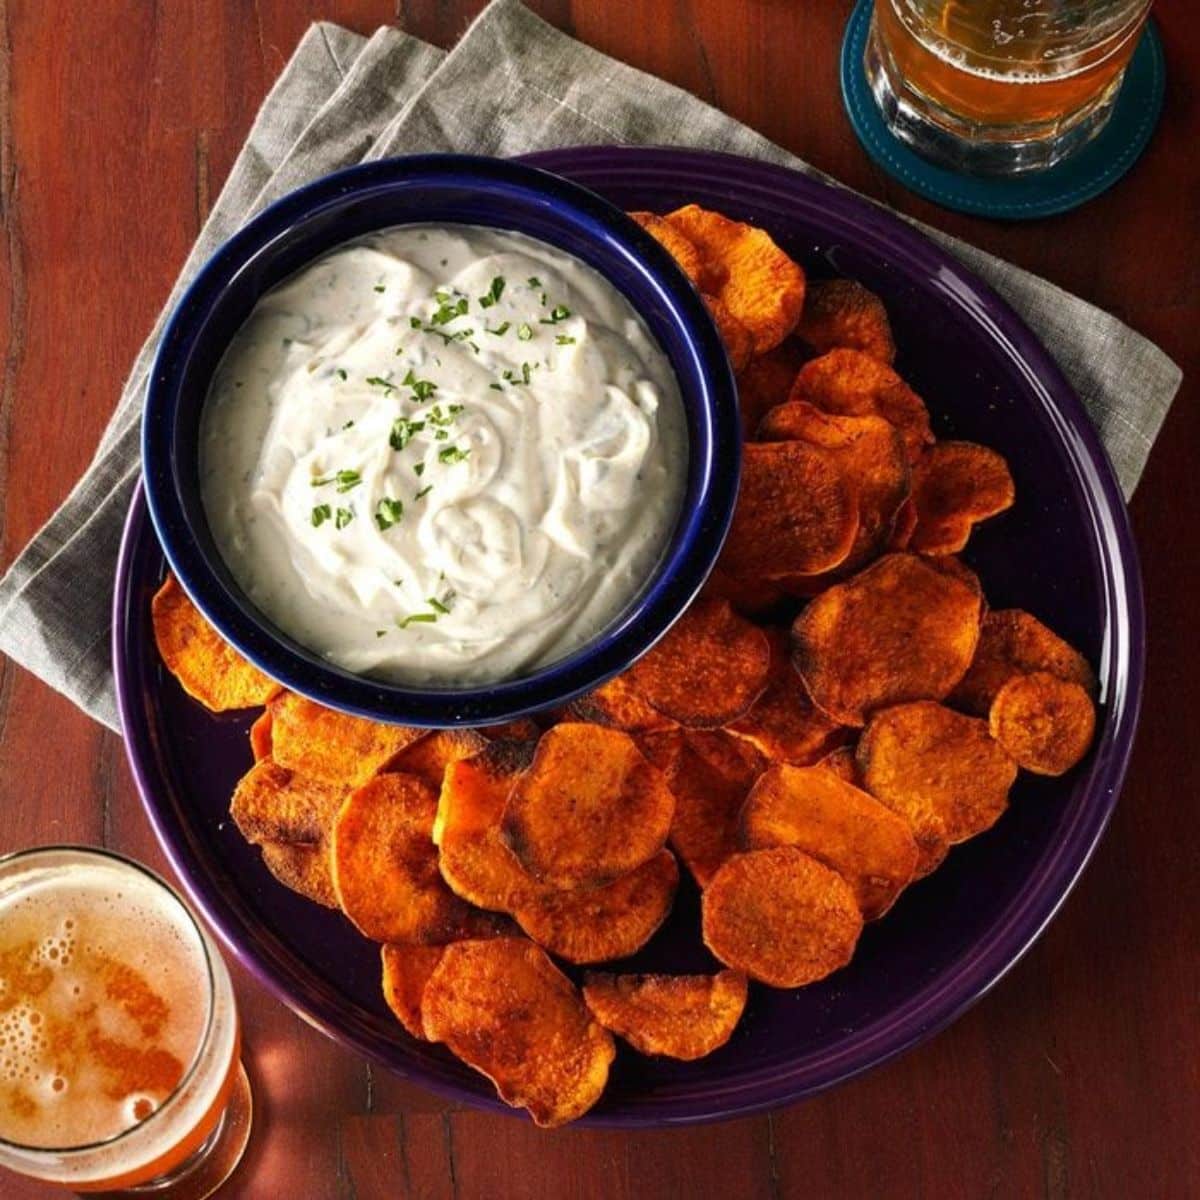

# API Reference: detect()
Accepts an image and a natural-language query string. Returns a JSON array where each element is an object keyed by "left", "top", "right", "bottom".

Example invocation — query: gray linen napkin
[{"left": 0, "top": 0, "right": 1180, "bottom": 732}]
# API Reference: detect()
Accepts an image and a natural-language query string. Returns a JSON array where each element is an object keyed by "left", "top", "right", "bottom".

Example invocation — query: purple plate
[{"left": 113, "top": 147, "right": 1143, "bottom": 1126}]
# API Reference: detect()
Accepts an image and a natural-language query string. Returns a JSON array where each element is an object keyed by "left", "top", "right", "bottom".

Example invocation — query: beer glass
[
  {"left": 865, "top": 0, "right": 1154, "bottom": 173},
  {"left": 0, "top": 847, "right": 250, "bottom": 1197}
]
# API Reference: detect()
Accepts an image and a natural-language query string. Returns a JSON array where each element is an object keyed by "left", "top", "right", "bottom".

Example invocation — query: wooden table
[{"left": 1, "top": 3, "right": 1195, "bottom": 1196}]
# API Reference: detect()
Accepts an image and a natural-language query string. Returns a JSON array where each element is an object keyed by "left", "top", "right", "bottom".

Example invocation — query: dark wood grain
[{"left": 1, "top": 2, "right": 1196, "bottom": 1196}]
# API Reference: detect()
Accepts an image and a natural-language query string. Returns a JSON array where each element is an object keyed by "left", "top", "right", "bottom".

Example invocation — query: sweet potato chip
[
  {"left": 701, "top": 565, "right": 788, "bottom": 618},
  {"left": 567, "top": 672, "right": 676, "bottom": 734},
  {"left": 502, "top": 724, "right": 675, "bottom": 888},
  {"left": 582, "top": 970, "right": 748, "bottom": 1060},
  {"left": 792, "top": 553, "right": 983, "bottom": 726},
  {"left": 702, "top": 847, "right": 862, "bottom": 987},
  {"left": 739, "top": 764, "right": 919, "bottom": 919},
  {"left": 381, "top": 943, "right": 445, "bottom": 1040},
  {"left": 626, "top": 596, "right": 771, "bottom": 728},
  {"left": 152, "top": 575, "right": 279, "bottom": 711},
  {"left": 790, "top": 348, "right": 933, "bottom": 463},
  {"left": 259, "top": 841, "right": 337, "bottom": 909},
  {"left": 858, "top": 701, "right": 1017, "bottom": 875},
  {"left": 332, "top": 773, "right": 501, "bottom": 944},
  {"left": 422, "top": 938, "right": 615, "bottom": 1127},
  {"left": 818, "top": 745, "right": 861, "bottom": 785},
  {"left": 950, "top": 609, "right": 1098, "bottom": 716},
  {"left": 513, "top": 851, "right": 679, "bottom": 964},
  {"left": 720, "top": 441, "right": 859, "bottom": 580},
  {"left": 909, "top": 441, "right": 1015, "bottom": 554},
  {"left": 486, "top": 718, "right": 543, "bottom": 741},
  {"left": 703, "top": 293, "right": 754, "bottom": 371},
  {"left": 796, "top": 278, "right": 896, "bottom": 364},
  {"left": 735, "top": 339, "right": 810, "bottom": 433},
  {"left": 628, "top": 210, "right": 710, "bottom": 288},
  {"left": 666, "top": 205, "right": 805, "bottom": 355},
  {"left": 726, "top": 630, "right": 848, "bottom": 766},
  {"left": 888, "top": 495, "right": 918, "bottom": 550},
  {"left": 267, "top": 692, "right": 425, "bottom": 788},
  {"left": 989, "top": 671, "right": 1096, "bottom": 776},
  {"left": 249, "top": 710, "right": 273, "bottom": 762},
  {"left": 641, "top": 729, "right": 764, "bottom": 887},
  {"left": 230, "top": 760, "right": 343, "bottom": 845},
  {"left": 387, "top": 730, "right": 491, "bottom": 793},
  {"left": 757, "top": 401, "right": 909, "bottom": 567},
  {"left": 436, "top": 742, "right": 540, "bottom": 912}
]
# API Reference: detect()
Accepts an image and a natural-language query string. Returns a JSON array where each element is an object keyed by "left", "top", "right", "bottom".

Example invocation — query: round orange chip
[
  {"left": 626, "top": 596, "right": 771, "bottom": 728},
  {"left": 567, "top": 672, "right": 676, "bottom": 734},
  {"left": 332, "top": 773, "right": 501, "bottom": 945},
  {"left": 386, "top": 729, "right": 491, "bottom": 793},
  {"left": 989, "top": 671, "right": 1096, "bottom": 776},
  {"left": 152, "top": 575, "right": 280, "bottom": 712},
  {"left": 909, "top": 441, "right": 1015, "bottom": 555},
  {"left": 512, "top": 851, "right": 679, "bottom": 964},
  {"left": 950, "top": 609, "right": 1098, "bottom": 716},
  {"left": 740, "top": 764, "right": 919, "bottom": 920},
  {"left": 628, "top": 210, "right": 711, "bottom": 289},
  {"left": 701, "top": 565, "right": 789, "bottom": 619},
  {"left": 792, "top": 552, "right": 983, "bottom": 727},
  {"left": 259, "top": 841, "right": 337, "bottom": 909},
  {"left": 248, "top": 710, "right": 273, "bottom": 762},
  {"left": 720, "top": 441, "right": 859, "bottom": 580},
  {"left": 665, "top": 205, "right": 806, "bottom": 355},
  {"left": 857, "top": 701, "right": 1018, "bottom": 875},
  {"left": 582, "top": 970, "right": 748, "bottom": 1061},
  {"left": 230, "top": 759, "right": 344, "bottom": 846},
  {"left": 703, "top": 293, "right": 755, "bottom": 371},
  {"left": 818, "top": 744, "right": 861, "bottom": 786},
  {"left": 502, "top": 724, "right": 675, "bottom": 889},
  {"left": 796, "top": 278, "right": 896, "bottom": 365},
  {"left": 757, "top": 400, "right": 909, "bottom": 568},
  {"left": 736, "top": 339, "right": 810, "bottom": 434},
  {"left": 702, "top": 847, "right": 862, "bottom": 988},
  {"left": 380, "top": 943, "right": 446, "bottom": 1040},
  {"left": 790, "top": 348, "right": 932, "bottom": 463},
  {"left": 422, "top": 938, "right": 615, "bottom": 1128}
]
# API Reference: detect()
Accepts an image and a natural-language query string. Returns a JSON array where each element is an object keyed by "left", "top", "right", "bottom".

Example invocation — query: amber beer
[
  {"left": 0, "top": 848, "right": 248, "bottom": 1195},
  {"left": 867, "top": 0, "right": 1152, "bottom": 172}
]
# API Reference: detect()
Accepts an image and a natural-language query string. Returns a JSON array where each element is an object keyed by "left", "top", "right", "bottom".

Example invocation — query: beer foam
[{"left": 0, "top": 864, "right": 209, "bottom": 1150}]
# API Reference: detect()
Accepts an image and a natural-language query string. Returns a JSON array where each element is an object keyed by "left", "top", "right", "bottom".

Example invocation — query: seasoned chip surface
[
  {"left": 628, "top": 210, "right": 710, "bottom": 288},
  {"left": 989, "top": 672, "right": 1096, "bottom": 776},
  {"left": 381, "top": 943, "right": 446, "bottom": 1040},
  {"left": 792, "top": 553, "right": 983, "bottom": 726},
  {"left": 626, "top": 596, "right": 771, "bottom": 728},
  {"left": 720, "top": 441, "right": 859, "bottom": 580},
  {"left": 583, "top": 970, "right": 748, "bottom": 1060},
  {"left": 703, "top": 293, "right": 755, "bottom": 371},
  {"left": 567, "top": 672, "right": 676, "bottom": 734},
  {"left": 387, "top": 729, "right": 491, "bottom": 793},
  {"left": 702, "top": 847, "right": 863, "bottom": 987},
  {"left": 152, "top": 575, "right": 279, "bottom": 711},
  {"left": 665, "top": 205, "right": 806, "bottom": 355},
  {"left": 796, "top": 279, "right": 896, "bottom": 364},
  {"left": 791, "top": 348, "right": 932, "bottom": 463},
  {"left": 858, "top": 701, "right": 1017, "bottom": 875},
  {"left": 513, "top": 851, "right": 679, "bottom": 964},
  {"left": 259, "top": 840, "right": 338, "bottom": 909},
  {"left": 332, "top": 772, "right": 500, "bottom": 944},
  {"left": 909, "top": 441, "right": 1015, "bottom": 555},
  {"left": 502, "top": 724, "right": 675, "bottom": 888},
  {"left": 230, "top": 759, "right": 343, "bottom": 846},
  {"left": 740, "top": 764, "right": 919, "bottom": 920},
  {"left": 422, "top": 938, "right": 615, "bottom": 1127},
  {"left": 642, "top": 729, "right": 764, "bottom": 887},
  {"left": 950, "top": 609, "right": 1098, "bottom": 716},
  {"left": 268, "top": 692, "right": 425, "bottom": 787},
  {"left": 736, "top": 339, "right": 810, "bottom": 434},
  {"left": 249, "top": 710, "right": 273, "bottom": 761}
]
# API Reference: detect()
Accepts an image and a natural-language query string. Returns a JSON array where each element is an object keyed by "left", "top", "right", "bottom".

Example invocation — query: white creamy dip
[{"left": 199, "top": 224, "right": 686, "bottom": 684}]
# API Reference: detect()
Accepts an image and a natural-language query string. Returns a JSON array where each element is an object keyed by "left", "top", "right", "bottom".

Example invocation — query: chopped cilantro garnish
[
  {"left": 555, "top": 335, "right": 577, "bottom": 345},
  {"left": 410, "top": 316, "right": 423, "bottom": 329},
  {"left": 486, "top": 321, "right": 511, "bottom": 336},
  {"left": 311, "top": 469, "right": 362, "bottom": 492},
  {"left": 489, "top": 382, "right": 504, "bottom": 391},
  {"left": 389, "top": 416, "right": 426, "bottom": 451},
  {"left": 373, "top": 284, "right": 386, "bottom": 293},
  {"left": 311, "top": 504, "right": 332, "bottom": 527},
  {"left": 521, "top": 362, "right": 532, "bottom": 385},
  {"left": 414, "top": 484, "right": 433, "bottom": 501},
  {"left": 435, "top": 429, "right": 449, "bottom": 441},
  {"left": 401, "top": 369, "right": 437, "bottom": 402},
  {"left": 427, "top": 596, "right": 451, "bottom": 615},
  {"left": 365, "top": 375, "right": 395, "bottom": 391},
  {"left": 478, "top": 276, "right": 506, "bottom": 308},
  {"left": 540, "top": 305, "right": 571, "bottom": 325},
  {"left": 376, "top": 629, "right": 388, "bottom": 637},
  {"left": 517, "top": 323, "right": 533, "bottom": 341},
  {"left": 438, "top": 446, "right": 470, "bottom": 464},
  {"left": 527, "top": 276, "right": 542, "bottom": 288},
  {"left": 335, "top": 368, "right": 347, "bottom": 381},
  {"left": 342, "top": 420, "right": 355, "bottom": 429},
  {"left": 374, "top": 497, "right": 404, "bottom": 531},
  {"left": 335, "top": 507, "right": 354, "bottom": 530},
  {"left": 414, "top": 462, "right": 426, "bottom": 477},
  {"left": 397, "top": 612, "right": 438, "bottom": 629},
  {"left": 431, "top": 295, "right": 469, "bottom": 326}
]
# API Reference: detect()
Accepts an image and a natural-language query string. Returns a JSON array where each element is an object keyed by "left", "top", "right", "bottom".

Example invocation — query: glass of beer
[
  {"left": 0, "top": 847, "right": 250, "bottom": 1197},
  {"left": 865, "top": 0, "right": 1153, "bottom": 173}
]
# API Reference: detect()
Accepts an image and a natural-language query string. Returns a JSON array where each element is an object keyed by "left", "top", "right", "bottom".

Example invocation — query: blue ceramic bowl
[{"left": 142, "top": 155, "right": 740, "bottom": 727}]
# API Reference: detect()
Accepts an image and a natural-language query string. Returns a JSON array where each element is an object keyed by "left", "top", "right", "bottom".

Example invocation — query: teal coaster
[{"left": 841, "top": 0, "right": 1165, "bottom": 220}]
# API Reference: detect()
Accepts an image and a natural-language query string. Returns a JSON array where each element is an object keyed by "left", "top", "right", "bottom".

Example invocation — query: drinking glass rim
[
  {"left": 878, "top": 0, "right": 1154, "bottom": 72},
  {"left": 0, "top": 844, "right": 218, "bottom": 1158}
]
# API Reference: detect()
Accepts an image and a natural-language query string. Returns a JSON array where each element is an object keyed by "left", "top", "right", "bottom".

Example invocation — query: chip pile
[{"left": 152, "top": 205, "right": 1099, "bottom": 1126}]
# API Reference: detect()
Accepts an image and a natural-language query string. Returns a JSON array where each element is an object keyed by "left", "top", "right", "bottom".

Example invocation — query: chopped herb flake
[
  {"left": 414, "top": 484, "right": 433, "bottom": 501},
  {"left": 413, "top": 462, "right": 426, "bottom": 477},
  {"left": 489, "top": 382, "right": 504, "bottom": 391},
  {"left": 487, "top": 321, "right": 511, "bottom": 336},
  {"left": 427, "top": 596, "right": 451, "bottom": 615},
  {"left": 401, "top": 369, "right": 438, "bottom": 402},
  {"left": 555, "top": 335, "right": 577, "bottom": 345},
  {"left": 311, "top": 504, "right": 332, "bottom": 527},
  {"left": 335, "top": 507, "right": 354, "bottom": 529},
  {"left": 438, "top": 446, "right": 470, "bottom": 464},
  {"left": 373, "top": 284, "right": 386, "bottom": 293},
  {"left": 517, "top": 323, "right": 533, "bottom": 341},
  {"left": 335, "top": 368, "right": 347, "bottom": 381},
  {"left": 374, "top": 497, "right": 404, "bottom": 531},
  {"left": 410, "top": 316, "right": 423, "bottom": 329},
  {"left": 365, "top": 375, "right": 395, "bottom": 391},
  {"left": 397, "top": 612, "right": 438, "bottom": 629},
  {"left": 311, "top": 469, "right": 362, "bottom": 492},
  {"left": 527, "top": 276, "right": 542, "bottom": 288},
  {"left": 389, "top": 416, "right": 426, "bottom": 451}
]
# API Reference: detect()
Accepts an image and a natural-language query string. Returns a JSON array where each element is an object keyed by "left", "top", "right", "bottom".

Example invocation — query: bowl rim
[
  {"left": 140, "top": 152, "right": 741, "bottom": 727},
  {"left": 118, "top": 145, "right": 1146, "bottom": 1127}
]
